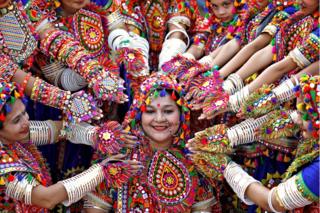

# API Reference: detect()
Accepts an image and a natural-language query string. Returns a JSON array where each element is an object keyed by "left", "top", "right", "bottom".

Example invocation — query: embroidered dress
[
  {"left": 0, "top": 141, "right": 52, "bottom": 212},
  {"left": 85, "top": 74, "right": 219, "bottom": 212},
  {"left": 89, "top": 146, "right": 216, "bottom": 212}
]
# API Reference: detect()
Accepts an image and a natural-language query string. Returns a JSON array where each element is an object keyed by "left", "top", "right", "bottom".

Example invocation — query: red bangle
[{"left": 21, "top": 72, "right": 32, "bottom": 94}]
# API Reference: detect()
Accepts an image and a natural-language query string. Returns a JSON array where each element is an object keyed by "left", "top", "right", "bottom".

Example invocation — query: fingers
[
  {"left": 120, "top": 131, "right": 139, "bottom": 148},
  {"left": 124, "top": 160, "right": 144, "bottom": 174},
  {"left": 108, "top": 153, "right": 126, "bottom": 160}
]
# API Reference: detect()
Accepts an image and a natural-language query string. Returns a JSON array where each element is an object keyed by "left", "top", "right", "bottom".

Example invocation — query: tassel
[{"left": 160, "top": 89, "right": 167, "bottom": 97}]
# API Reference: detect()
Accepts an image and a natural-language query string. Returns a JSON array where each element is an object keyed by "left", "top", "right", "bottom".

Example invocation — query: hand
[
  {"left": 96, "top": 121, "right": 139, "bottom": 155},
  {"left": 187, "top": 124, "right": 233, "bottom": 154},
  {"left": 100, "top": 154, "right": 144, "bottom": 188},
  {"left": 189, "top": 151, "right": 230, "bottom": 181},
  {"left": 237, "top": 84, "right": 278, "bottom": 119},
  {"left": 89, "top": 71, "right": 128, "bottom": 103},
  {"left": 197, "top": 92, "right": 229, "bottom": 120},
  {"left": 64, "top": 90, "right": 103, "bottom": 123}
]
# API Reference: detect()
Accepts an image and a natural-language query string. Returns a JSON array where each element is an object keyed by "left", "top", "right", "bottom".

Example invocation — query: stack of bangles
[
  {"left": 223, "top": 73, "right": 244, "bottom": 95},
  {"left": 30, "top": 120, "right": 61, "bottom": 145},
  {"left": 226, "top": 110, "right": 299, "bottom": 147}
]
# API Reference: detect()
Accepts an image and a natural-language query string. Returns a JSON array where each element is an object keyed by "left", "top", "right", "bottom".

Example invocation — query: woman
[
  {"left": 84, "top": 73, "right": 218, "bottom": 212},
  {"left": 187, "top": 74, "right": 319, "bottom": 212},
  {"left": 0, "top": 79, "right": 142, "bottom": 212}
]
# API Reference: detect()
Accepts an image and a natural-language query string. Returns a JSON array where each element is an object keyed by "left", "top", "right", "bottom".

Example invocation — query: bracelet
[
  {"left": 223, "top": 73, "right": 244, "bottom": 95},
  {"left": 67, "top": 123, "right": 97, "bottom": 146},
  {"left": 60, "top": 164, "right": 104, "bottom": 206},
  {"left": 268, "top": 187, "right": 282, "bottom": 213},
  {"left": 224, "top": 161, "right": 260, "bottom": 205},
  {"left": 273, "top": 79, "right": 295, "bottom": 102},
  {"left": 6, "top": 173, "right": 38, "bottom": 204},
  {"left": 276, "top": 175, "right": 312, "bottom": 210},
  {"left": 165, "top": 29, "right": 190, "bottom": 47},
  {"left": 107, "top": 8, "right": 124, "bottom": 31},
  {"left": 21, "top": 72, "right": 32, "bottom": 94},
  {"left": 107, "top": 28, "right": 129, "bottom": 50},
  {"left": 42, "top": 62, "right": 65, "bottom": 86},
  {"left": 228, "top": 86, "right": 249, "bottom": 112},
  {"left": 167, "top": 16, "right": 191, "bottom": 28}
]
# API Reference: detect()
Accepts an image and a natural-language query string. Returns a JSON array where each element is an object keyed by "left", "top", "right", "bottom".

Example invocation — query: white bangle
[
  {"left": 167, "top": 16, "right": 191, "bottom": 28},
  {"left": 224, "top": 161, "right": 260, "bottom": 205},
  {"left": 165, "top": 29, "right": 190, "bottom": 47},
  {"left": 108, "top": 29, "right": 129, "bottom": 50},
  {"left": 268, "top": 187, "right": 282, "bottom": 213},
  {"left": 60, "top": 164, "right": 104, "bottom": 206}
]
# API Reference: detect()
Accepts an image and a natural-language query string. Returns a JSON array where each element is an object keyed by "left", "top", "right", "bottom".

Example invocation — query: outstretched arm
[
  {"left": 236, "top": 44, "right": 273, "bottom": 81},
  {"left": 210, "top": 38, "right": 241, "bottom": 70},
  {"left": 247, "top": 56, "right": 297, "bottom": 93},
  {"left": 219, "top": 33, "right": 273, "bottom": 78}
]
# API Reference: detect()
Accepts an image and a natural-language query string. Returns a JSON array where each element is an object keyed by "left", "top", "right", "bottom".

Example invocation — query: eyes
[
  {"left": 145, "top": 109, "right": 175, "bottom": 114},
  {"left": 211, "top": 1, "right": 232, "bottom": 9},
  {"left": 11, "top": 110, "right": 27, "bottom": 124}
]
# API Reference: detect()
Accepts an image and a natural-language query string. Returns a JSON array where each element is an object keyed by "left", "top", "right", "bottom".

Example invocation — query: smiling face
[
  {"left": 210, "top": 0, "right": 235, "bottom": 22},
  {"left": 141, "top": 94, "right": 180, "bottom": 150},
  {"left": 0, "top": 99, "right": 29, "bottom": 144},
  {"left": 60, "top": 0, "right": 90, "bottom": 16}
]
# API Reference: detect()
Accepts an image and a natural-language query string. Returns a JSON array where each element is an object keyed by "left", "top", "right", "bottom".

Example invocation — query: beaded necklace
[{"left": 0, "top": 1, "right": 38, "bottom": 69}]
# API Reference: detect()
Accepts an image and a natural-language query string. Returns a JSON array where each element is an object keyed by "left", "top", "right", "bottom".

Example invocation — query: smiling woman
[
  {"left": 0, "top": 80, "right": 139, "bottom": 212},
  {"left": 84, "top": 73, "right": 219, "bottom": 212}
]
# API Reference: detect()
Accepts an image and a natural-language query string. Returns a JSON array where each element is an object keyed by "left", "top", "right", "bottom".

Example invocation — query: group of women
[{"left": 0, "top": 0, "right": 318, "bottom": 212}]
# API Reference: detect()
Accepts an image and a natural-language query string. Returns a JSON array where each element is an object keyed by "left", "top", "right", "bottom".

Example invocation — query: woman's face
[
  {"left": 0, "top": 99, "right": 29, "bottom": 144},
  {"left": 299, "top": 0, "right": 318, "bottom": 16},
  {"left": 210, "top": 0, "right": 235, "bottom": 22},
  {"left": 141, "top": 94, "right": 180, "bottom": 149},
  {"left": 60, "top": 0, "right": 90, "bottom": 15}
]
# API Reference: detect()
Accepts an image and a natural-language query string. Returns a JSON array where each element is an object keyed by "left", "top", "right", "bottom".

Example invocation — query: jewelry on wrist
[
  {"left": 268, "top": 187, "right": 282, "bottom": 213},
  {"left": 60, "top": 164, "right": 104, "bottom": 206}
]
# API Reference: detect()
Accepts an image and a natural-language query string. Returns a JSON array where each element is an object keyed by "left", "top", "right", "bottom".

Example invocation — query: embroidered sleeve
[
  {"left": 262, "top": 6, "right": 298, "bottom": 37},
  {"left": 0, "top": 53, "right": 20, "bottom": 82},
  {"left": 5, "top": 172, "right": 39, "bottom": 204},
  {"left": 288, "top": 29, "right": 319, "bottom": 68}
]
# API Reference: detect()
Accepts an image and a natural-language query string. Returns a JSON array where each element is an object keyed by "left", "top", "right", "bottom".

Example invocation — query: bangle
[
  {"left": 268, "top": 187, "right": 282, "bottom": 213},
  {"left": 165, "top": 29, "right": 190, "bottom": 47},
  {"left": 21, "top": 72, "right": 32, "bottom": 94}
]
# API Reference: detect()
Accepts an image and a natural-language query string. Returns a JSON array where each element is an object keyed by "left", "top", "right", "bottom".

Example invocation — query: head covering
[
  {"left": 0, "top": 79, "right": 26, "bottom": 125},
  {"left": 294, "top": 74, "right": 319, "bottom": 138},
  {"left": 123, "top": 73, "right": 191, "bottom": 148}
]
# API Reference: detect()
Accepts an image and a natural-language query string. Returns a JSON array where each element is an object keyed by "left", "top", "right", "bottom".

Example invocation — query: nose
[
  {"left": 21, "top": 113, "right": 30, "bottom": 127},
  {"left": 217, "top": 7, "right": 227, "bottom": 16},
  {"left": 155, "top": 111, "right": 166, "bottom": 122}
]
